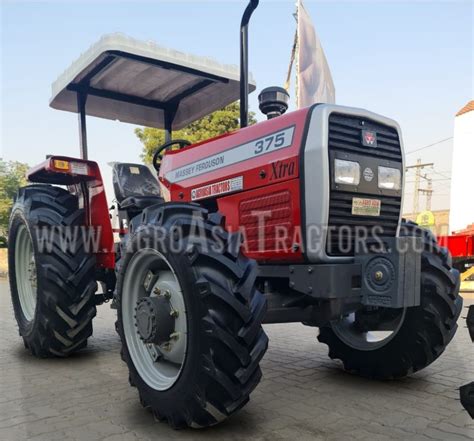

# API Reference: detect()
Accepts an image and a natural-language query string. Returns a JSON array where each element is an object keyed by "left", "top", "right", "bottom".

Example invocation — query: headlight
[
  {"left": 378, "top": 166, "right": 401, "bottom": 190},
  {"left": 334, "top": 159, "right": 360, "bottom": 185}
]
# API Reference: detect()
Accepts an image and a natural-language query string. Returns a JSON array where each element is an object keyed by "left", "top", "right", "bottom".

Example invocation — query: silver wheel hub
[
  {"left": 122, "top": 249, "right": 187, "bottom": 391},
  {"left": 135, "top": 294, "right": 176, "bottom": 346},
  {"left": 15, "top": 224, "right": 37, "bottom": 322}
]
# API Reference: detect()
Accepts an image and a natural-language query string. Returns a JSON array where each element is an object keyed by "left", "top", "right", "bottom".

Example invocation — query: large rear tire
[
  {"left": 8, "top": 185, "right": 97, "bottom": 357},
  {"left": 318, "top": 221, "right": 462, "bottom": 379},
  {"left": 116, "top": 203, "right": 268, "bottom": 429}
]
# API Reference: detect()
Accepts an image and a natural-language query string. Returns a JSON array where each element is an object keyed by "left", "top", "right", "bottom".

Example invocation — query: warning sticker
[
  {"left": 352, "top": 197, "right": 381, "bottom": 216},
  {"left": 191, "top": 176, "right": 243, "bottom": 201}
]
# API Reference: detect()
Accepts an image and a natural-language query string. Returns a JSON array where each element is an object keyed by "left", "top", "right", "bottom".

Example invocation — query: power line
[
  {"left": 404, "top": 193, "right": 450, "bottom": 196},
  {"left": 406, "top": 176, "right": 450, "bottom": 183},
  {"left": 431, "top": 170, "right": 452, "bottom": 180},
  {"left": 406, "top": 137, "right": 453, "bottom": 155},
  {"left": 405, "top": 169, "right": 452, "bottom": 175}
]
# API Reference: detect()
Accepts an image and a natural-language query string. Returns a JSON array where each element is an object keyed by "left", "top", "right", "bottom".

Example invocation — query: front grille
[
  {"left": 329, "top": 113, "right": 402, "bottom": 161},
  {"left": 327, "top": 113, "right": 402, "bottom": 256},
  {"left": 240, "top": 190, "right": 293, "bottom": 253},
  {"left": 326, "top": 192, "right": 402, "bottom": 256}
]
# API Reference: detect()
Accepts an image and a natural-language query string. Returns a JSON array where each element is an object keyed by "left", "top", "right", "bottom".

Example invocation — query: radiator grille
[
  {"left": 327, "top": 113, "right": 402, "bottom": 256},
  {"left": 329, "top": 113, "right": 402, "bottom": 161},
  {"left": 240, "top": 191, "right": 293, "bottom": 253}
]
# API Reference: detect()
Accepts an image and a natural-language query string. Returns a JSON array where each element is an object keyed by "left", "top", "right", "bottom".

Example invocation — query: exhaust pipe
[{"left": 240, "top": 0, "right": 259, "bottom": 128}]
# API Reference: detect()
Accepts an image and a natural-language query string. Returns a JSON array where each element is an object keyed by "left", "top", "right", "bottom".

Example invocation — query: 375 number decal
[{"left": 254, "top": 132, "right": 287, "bottom": 154}]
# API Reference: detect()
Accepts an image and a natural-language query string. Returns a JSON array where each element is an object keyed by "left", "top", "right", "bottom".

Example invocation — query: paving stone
[{"left": 1, "top": 281, "right": 473, "bottom": 440}]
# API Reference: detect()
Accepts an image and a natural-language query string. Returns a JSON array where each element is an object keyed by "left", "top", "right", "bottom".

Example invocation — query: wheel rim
[
  {"left": 122, "top": 249, "right": 187, "bottom": 391},
  {"left": 15, "top": 224, "right": 37, "bottom": 322},
  {"left": 331, "top": 307, "right": 406, "bottom": 351}
]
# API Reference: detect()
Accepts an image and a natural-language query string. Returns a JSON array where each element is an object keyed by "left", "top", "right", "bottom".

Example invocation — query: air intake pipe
[{"left": 240, "top": 0, "right": 259, "bottom": 128}]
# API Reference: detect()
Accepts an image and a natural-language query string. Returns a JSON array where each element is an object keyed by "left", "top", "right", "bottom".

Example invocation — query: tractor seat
[{"left": 112, "top": 163, "right": 164, "bottom": 212}]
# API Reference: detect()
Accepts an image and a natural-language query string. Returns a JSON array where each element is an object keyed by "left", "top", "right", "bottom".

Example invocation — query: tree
[
  {"left": 136, "top": 102, "right": 257, "bottom": 163},
  {"left": 0, "top": 160, "right": 29, "bottom": 241}
]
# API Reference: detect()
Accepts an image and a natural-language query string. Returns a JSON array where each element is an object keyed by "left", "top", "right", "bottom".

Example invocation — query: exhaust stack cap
[{"left": 258, "top": 86, "right": 290, "bottom": 119}]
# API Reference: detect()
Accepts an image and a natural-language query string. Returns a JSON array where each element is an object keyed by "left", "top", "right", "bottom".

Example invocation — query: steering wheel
[{"left": 152, "top": 139, "right": 191, "bottom": 172}]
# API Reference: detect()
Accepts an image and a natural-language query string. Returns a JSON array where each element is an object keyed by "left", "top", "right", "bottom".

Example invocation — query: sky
[{"left": 1, "top": 0, "right": 473, "bottom": 212}]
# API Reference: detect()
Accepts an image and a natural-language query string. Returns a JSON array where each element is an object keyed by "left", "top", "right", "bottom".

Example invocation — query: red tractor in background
[{"left": 8, "top": 1, "right": 464, "bottom": 428}]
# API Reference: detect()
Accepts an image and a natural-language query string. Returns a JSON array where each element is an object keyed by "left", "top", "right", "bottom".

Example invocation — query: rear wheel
[
  {"left": 318, "top": 221, "right": 462, "bottom": 379},
  {"left": 116, "top": 203, "right": 268, "bottom": 429},
  {"left": 8, "top": 185, "right": 97, "bottom": 357}
]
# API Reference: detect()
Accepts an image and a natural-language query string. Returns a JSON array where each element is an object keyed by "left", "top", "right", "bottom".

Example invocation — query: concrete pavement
[{"left": 1, "top": 280, "right": 473, "bottom": 440}]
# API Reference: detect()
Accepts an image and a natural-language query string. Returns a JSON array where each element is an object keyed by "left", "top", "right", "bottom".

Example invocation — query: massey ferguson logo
[{"left": 362, "top": 130, "right": 377, "bottom": 147}]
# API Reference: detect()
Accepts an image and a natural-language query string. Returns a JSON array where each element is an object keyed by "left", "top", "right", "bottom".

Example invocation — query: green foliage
[
  {"left": 0, "top": 160, "right": 29, "bottom": 241},
  {"left": 136, "top": 102, "right": 257, "bottom": 163}
]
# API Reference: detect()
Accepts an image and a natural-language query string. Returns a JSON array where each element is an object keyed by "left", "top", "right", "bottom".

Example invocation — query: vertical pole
[
  {"left": 294, "top": 1, "right": 299, "bottom": 108},
  {"left": 426, "top": 178, "right": 433, "bottom": 211},
  {"left": 240, "top": 0, "right": 259, "bottom": 129},
  {"left": 164, "top": 109, "right": 174, "bottom": 143},
  {"left": 77, "top": 92, "right": 88, "bottom": 160},
  {"left": 406, "top": 159, "right": 433, "bottom": 215},
  {"left": 76, "top": 92, "right": 90, "bottom": 225},
  {"left": 413, "top": 158, "right": 421, "bottom": 214},
  {"left": 164, "top": 128, "right": 172, "bottom": 144},
  {"left": 240, "top": 24, "right": 249, "bottom": 128}
]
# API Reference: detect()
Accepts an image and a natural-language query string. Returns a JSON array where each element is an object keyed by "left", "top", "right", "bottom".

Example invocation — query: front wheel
[
  {"left": 116, "top": 203, "right": 268, "bottom": 429},
  {"left": 318, "top": 221, "right": 462, "bottom": 379}
]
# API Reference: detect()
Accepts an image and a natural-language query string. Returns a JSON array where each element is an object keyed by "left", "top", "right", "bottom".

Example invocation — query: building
[{"left": 449, "top": 101, "right": 474, "bottom": 233}]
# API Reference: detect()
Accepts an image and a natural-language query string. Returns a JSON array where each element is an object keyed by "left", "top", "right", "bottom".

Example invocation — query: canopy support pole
[
  {"left": 77, "top": 92, "right": 88, "bottom": 160},
  {"left": 164, "top": 106, "right": 177, "bottom": 143}
]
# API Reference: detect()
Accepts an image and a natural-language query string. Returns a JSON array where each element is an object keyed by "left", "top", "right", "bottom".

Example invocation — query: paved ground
[{"left": 0, "top": 280, "right": 473, "bottom": 441}]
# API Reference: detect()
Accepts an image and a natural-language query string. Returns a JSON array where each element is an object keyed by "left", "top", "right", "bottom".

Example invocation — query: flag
[{"left": 297, "top": 0, "right": 335, "bottom": 107}]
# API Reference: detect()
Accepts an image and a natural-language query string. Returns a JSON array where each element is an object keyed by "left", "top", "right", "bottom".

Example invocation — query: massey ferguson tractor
[{"left": 8, "top": 0, "right": 463, "bottom": 429}]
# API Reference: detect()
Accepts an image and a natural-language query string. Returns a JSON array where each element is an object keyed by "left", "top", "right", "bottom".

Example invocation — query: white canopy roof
[{"left": 50, "top": 33, "right": 256, "bottom": 130}]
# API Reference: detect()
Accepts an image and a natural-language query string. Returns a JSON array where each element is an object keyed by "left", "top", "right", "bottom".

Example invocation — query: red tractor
[{"left": 8, "top": 1, "right": 462, "bottom": 429}]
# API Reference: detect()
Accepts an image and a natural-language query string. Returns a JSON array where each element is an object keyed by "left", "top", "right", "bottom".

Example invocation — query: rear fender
[{"left": 27, "top": 156, "right": 115, "bottom": 269}]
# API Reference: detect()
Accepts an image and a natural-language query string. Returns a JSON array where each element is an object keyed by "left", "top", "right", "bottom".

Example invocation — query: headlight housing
[
  {"left": 378, "top": 166, "right": 401, "bottom": 190},
  {"left": 334, "top": 159, "right": 360, "bottom": 185}
]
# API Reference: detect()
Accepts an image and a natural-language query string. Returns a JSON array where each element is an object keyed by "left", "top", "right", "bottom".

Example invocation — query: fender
[{"left": 27, "top": 156, "right": 115, "bottom": 269}]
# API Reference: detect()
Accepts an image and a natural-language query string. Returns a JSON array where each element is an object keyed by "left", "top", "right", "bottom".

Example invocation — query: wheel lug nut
[
  {"left": 374, "top": 271, "right": 384, "bottom": 281},
  {"left": 170, "top": 310, "right": 179, "bottom": 318},
  {"left": 153, "top": 287, "right": 161, "bottom": 295},
  {"left": 170, "top": 332, "right": 179, "bottom": 340},
  {"left": 164, "top": 290, "right": 171, "bottom": 299}
]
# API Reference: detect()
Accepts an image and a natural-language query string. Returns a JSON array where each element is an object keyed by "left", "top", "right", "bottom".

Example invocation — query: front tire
[
  {"left": 318, "top": 221, "right": 462, "bottom": 379},
  {"left": 8, "top": 185, "right": 97, "bottom": 357},
  {"left": 116, "top": 203, "right": 268, "bottom": 429}
]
